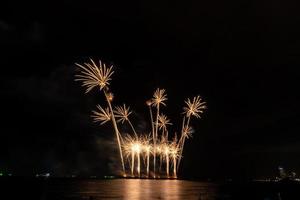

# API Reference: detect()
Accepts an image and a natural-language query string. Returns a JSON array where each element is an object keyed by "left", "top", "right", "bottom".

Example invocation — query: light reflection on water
[
  {"left": 47, "top": 179, "right": 218, "bottom": 200},
  {"left": 123, "top": 179, "right": 181, "bottom": 200}
]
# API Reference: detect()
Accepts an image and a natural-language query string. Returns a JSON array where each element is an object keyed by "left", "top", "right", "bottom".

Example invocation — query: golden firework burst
[
  {"left": 182, "top": 125, "right": 194, "bottom": 139},
  {"left": 114, "top": 104, "right": 132, "bottom": 124},
  {"left": 169, "top": 142, "right": 180, "bottom": 159},
  {"left": 183, "top": 96, "right": 206, "bottom": 118},
  {"left": 123, "top": 134, "right": 137, "bottom": 157},
  {"left": 91, "top": 105, "right": 112, "bottom": 125},
  {"left": 157, "top": 114, "right": 172, "bottom": 131},
  {"left": 75, "top": 59, "right": 114, "bottom": 93},
  {"left": 152, "top": 88, "right": 167, "bottom": 107}
]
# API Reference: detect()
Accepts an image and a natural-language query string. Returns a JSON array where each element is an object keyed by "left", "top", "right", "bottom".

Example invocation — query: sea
[{"left": 1, "top": 177, "right": 299, "bottom": 200}]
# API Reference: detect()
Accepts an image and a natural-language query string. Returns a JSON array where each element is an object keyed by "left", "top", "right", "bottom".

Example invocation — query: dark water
[
  {"left": 2, "top": 177, "right": 300, "bottom": 200},
  {"left": 46, "top": 179, "right": 218, "bottom": 200}
]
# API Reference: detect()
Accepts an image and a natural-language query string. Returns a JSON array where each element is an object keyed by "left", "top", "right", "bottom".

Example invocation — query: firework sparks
[
  {"left": 183, "top": 96, "right": 206, "bottom": 118},
  {"left": 170, "top": 140, "right": 180, "bottom": 178},
  {"left": 163, "top": 143, "right": 170, "bottom": 177},
  {"left": 182, "top": 125, "right": 194, "bottom": 139},
  {"left": 75, "top": 59, "right": 114, "bottom": 93},
  {"left": 123, "top": 135, "right": 143, "bottom": 177},
  {"left": 158, "top": 114, "right": 172, "bottom": 131},
  {"left": 144, "top": 145, "right": 152, "bottom": 177},
  {"left": 133, "top": 143, "right": 141, "bottom": 177},
  {"left": 158, "top": 114, "right": 172, "bottom": 141},
  {"left": 114, "top": 104, "right": 138, "bottom": 138},
  {"left": 141, "top": 135, "right": 152, "bottom": 177},
  {"left": 123, "top": 135, "right": 136, "bottom": 176},
  {"left": 91, "top": 105, "right": 111, "bottom": 125},
  {"left": 152, "top": 88, "right": 167, "bottom": 107},
  {"left": 157, "top": 139, "right": 164, "bottom": 174},
  {"left": 114, "top": 104, "right": 132, "bottom": 123}
]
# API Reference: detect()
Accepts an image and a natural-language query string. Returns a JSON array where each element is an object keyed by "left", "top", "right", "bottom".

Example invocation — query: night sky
[{"left": 1, "top": 0, "right": 300, "bottom": 180}]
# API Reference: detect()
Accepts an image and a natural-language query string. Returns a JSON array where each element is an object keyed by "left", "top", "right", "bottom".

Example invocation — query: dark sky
[{"left": 1, "top": 0, "right": 300, "bottom": 180}]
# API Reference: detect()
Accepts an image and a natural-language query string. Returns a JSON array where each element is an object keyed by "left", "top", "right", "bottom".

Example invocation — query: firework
[
  {"left": 170, "top": 138, "right": 180, "bottom": 178},
  {"left": 75, "top": 59, "right": 114, "bottom": 93},
  {"left": 91, "top": 105, "right": 111, "bottom": 125},
  {"left": 157, "top": 138, "right": 164, "bottom": 174},
  {"left": 75, "top": 59, "right": 206, "bottom": 178},
  {"left": 141, "top": 134, "right": 152, "bottom": 177},
  {"left": 183, "top": 96, "right": 206, "bottom": 119},
  {"left": 146, "top": 100, "right": 155, "bottom": 177},
  {"left": 123, "top": 135, "right": 135, "bottom": 176},
  {"left": 152, "top": 88, "right": 167, "bottom": 107},
  {"left": 163, "top": 143, "right": 170, "bottom": 177},
  {"left": 177, "top": 96, "right": 206, "bottom": 170},
  {"left": 114, "top": 104, "right": 138, "bottom": 138},
  {"left": 158, "top": 114, "right": 172, "bottom": 139},
  {"left": 75, "top": 59, "right": 125, "bottom": 174},
  {"left": 151, "top": 88, "right": 167, "bottom": 177},
  {"left": 123, "top": 134, "right": 143, "bottom": 177}
]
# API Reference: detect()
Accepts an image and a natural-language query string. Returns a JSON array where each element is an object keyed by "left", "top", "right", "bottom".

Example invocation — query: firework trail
[
  {"left": 104, "top": 90, "right": 126, "bottom": 175},
  {"left": 141, "top": 134, "right": 152, "bottom": 177},
  {"left": 170, "top": 137, "right": 179, "bottom": 178},
  {"left": 131, "top": 149, "right": 135, "bottom": 176},
  {"left": 136, "top": 143, "right": 141, "bottom": 177},
  {"left": 75, "top": 59, "right": 125, "bottom": 174},
  {"left": 163, "top": 143, "right": 170, "bottom": 177},
  {"left": 123, "top": 135, "right": 136, "bottom": 176},
  {"left": 151, "top": 88, "right": 167, "bottom": 177},
  {"left": 145, "top": 145, "right": 151, "bottom": 177},
  {"left": 146, "top": 100, "right": 156, "bottom": 177},
  {"left": 177, "top": 96, "right": 206, "bottom": 170}
]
